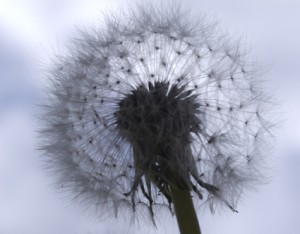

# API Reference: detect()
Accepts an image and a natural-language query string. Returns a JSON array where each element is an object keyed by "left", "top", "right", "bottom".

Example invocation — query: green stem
[{"left": 170, "top": 186, "right": 201, "bottom": 234}]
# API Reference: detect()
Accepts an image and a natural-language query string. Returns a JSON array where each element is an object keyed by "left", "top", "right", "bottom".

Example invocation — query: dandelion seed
[{"left": 39, "top": 4, "right": 274, "bottom": 234}]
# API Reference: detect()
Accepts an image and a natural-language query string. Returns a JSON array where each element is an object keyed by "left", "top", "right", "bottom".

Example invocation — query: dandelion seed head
[{"left": 40, "top": 4, "right": 274, "bottom": 223}]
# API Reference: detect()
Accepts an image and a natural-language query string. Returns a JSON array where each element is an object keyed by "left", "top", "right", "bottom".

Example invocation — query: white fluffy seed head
[{"left": 40, "top": 4, "right": 275, "bottom": 223}]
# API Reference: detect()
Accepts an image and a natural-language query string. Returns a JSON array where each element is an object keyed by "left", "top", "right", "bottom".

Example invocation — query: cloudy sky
[{"left": 0, "top": 0, "right": 300, "bottom": 233}]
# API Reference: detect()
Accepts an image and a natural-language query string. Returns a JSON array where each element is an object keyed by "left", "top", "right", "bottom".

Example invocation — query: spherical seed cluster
[{"left": 40, "top": 5, "right": 273, "bottom": 222}]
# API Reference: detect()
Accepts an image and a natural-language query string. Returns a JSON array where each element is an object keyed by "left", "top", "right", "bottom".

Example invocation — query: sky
[{"left": 0, "top": 0, "right": 300, "bottom": 233}]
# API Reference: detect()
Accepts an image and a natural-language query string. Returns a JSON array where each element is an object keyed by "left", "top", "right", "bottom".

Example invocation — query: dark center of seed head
[{"left": 115, "top": 81, "right": 201, "bottom": 151}]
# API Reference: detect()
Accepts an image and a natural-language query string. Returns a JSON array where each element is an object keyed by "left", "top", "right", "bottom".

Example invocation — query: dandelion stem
[{"left": 170, "top": 186, "right": 201, "bottom": 234}]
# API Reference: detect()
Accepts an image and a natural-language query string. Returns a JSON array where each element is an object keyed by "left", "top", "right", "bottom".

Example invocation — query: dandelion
[{"left": 40, "top": 4, "right": 274, "bottom": 234}]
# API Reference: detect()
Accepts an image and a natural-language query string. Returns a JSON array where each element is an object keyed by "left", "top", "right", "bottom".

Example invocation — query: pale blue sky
[{"left": 0, "top": 0, "right": 299, "bottom": 233}]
